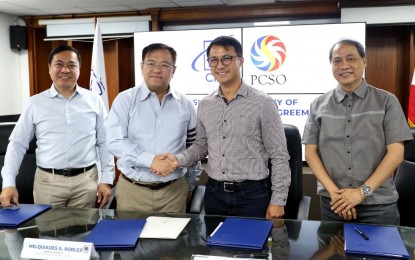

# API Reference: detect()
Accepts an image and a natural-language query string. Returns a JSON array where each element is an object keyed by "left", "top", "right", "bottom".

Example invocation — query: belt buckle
[
  {"left": 223, "top": 182, "right": 235, "bottom": 192},
  {"left": 62, "top": 168, "right": 71, "bottom": 177},
  {"left": 148, "top": 184, "right": 160, "bottom": 190}
]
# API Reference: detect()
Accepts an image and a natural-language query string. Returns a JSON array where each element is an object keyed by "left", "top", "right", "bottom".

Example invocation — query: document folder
[
  {"left": 344, "top": 223, "right": 409, "bottom": 259},
  {"left": 0, "top": 204, "right": 51, "bottom": 227},
  {"left": 207, "top": 217, "right": 273, "bottom": 250},
  {"left": 84, "top": 219, "right": 146, "bottom": 250}
]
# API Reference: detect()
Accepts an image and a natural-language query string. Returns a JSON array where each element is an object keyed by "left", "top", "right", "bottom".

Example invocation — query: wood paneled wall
[
  {"left": 365, "top": 25, "right": 415, "bottom": 116},
  {"left": 23, "top": 27, "right": 135, "bottom": 107},
  {"left": 21, "top": 1, "right": 415, "bottom": 117}
]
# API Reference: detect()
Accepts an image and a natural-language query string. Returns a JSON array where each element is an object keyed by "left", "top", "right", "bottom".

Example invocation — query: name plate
[{"left": 21, "top": 238, "right": 92, "bottom": 260}]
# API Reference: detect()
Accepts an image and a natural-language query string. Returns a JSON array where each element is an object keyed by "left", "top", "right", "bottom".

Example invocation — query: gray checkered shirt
[{"left": 177, "top": 81, "right": 291, "bottom": 206}]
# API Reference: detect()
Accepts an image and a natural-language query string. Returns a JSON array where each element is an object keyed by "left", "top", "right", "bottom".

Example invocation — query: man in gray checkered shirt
[{"left": 162, "top": 36, "right": 291, "bottom": 219}]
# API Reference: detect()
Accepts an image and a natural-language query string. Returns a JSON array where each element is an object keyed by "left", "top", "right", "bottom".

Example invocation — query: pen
[
  {"left": 234, "top": 253, "right": 269, "bottom": 259},
  {"left": 209, "top": 222, "right": 223, "bottom": 238},
  {"left": 354, "top": 227, "right": 369, "bottom": 240}
]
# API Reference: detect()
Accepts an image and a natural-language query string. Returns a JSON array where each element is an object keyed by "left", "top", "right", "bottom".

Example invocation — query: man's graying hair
[
  {"left": 142, "top": 43, "right": 177, "bottom": 65},
  {"left": 329, "top": 39, "right": 366, "bottom": 62}
]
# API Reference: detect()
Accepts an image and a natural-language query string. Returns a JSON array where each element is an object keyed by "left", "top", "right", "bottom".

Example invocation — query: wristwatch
[{"left": 361, "top": 184, "right": 373, "bottom": 197}]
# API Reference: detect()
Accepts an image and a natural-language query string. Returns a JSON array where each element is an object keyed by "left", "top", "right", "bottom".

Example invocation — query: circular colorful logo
[{"left": 250, "top": 35, "right": 287, "bottom": 72}]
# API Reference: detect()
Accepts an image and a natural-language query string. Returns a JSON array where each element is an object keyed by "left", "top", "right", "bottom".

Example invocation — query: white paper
[
  {"left": 20, "top": 238, "right": 92, "bottom": 260},
  {"left": 139, "top": 216, "right": 191, "bottom": 239}
]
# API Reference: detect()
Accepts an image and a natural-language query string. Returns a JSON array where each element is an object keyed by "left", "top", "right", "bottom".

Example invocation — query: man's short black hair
[
  {"left": 48, "top": 45, "right": 82, "bottom": 66},
  {"left": 206, "top": 36, "right": 243, "bottom": 58}
]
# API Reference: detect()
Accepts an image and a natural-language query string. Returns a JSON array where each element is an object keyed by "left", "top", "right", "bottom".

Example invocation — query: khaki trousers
[
  {"left": 116, "top": 175, "right": 188, "bottom": 213},
  {"left": 33, "top": 166, "right": 98, "bottom": 208}
]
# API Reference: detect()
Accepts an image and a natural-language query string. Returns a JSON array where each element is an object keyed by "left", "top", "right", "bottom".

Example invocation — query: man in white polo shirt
[{"left": 0, "top": 45, "right": 114, "bottom": 208}]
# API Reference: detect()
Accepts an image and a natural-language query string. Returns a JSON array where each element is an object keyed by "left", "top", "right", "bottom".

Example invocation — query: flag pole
[{"left": 90, "top": 19, "right": 109, "bottom": 112}]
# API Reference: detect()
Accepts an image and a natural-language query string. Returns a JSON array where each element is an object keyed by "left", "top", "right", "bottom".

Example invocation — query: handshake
[{"left": 150, "top": 153, "right": 179, "bottom": 176}]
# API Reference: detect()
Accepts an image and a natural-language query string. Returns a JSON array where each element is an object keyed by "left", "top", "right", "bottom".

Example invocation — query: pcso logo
[{"left": 250, "top": 35, "right": 286, "bottom": 72}]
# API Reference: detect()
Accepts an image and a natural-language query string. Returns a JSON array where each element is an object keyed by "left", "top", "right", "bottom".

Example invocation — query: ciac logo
[
  {"left": 250, "top": 35, "right": 287, "bottom": 72},
  {"left": 191, "top": 40, "right": 219, "bottom": 83}
]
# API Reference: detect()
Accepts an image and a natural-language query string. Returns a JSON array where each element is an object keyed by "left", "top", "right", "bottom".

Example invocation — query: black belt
[
  {"left": 38, "top": 164, "right": 95, "bottom": 177},
  {"left": 208, "top": 177, "right": 267, "bottom": 192},
  {"left": 121, "top": 173, "right": 177, "bottom": 190}
]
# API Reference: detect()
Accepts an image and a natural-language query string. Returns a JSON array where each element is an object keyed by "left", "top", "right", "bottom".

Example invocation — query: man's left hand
[
  {"left": 266, "top": 204, "right": 285, "bottom": 219},
  {"left": 330, "top": 188, "right": 364, "bottom": 216},
  {"left": 97, "top": 183, "right": 112, "bottom": 208}
]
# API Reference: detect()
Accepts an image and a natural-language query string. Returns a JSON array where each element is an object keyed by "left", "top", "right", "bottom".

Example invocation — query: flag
[
  {"left": 408, "top": 68, "right": 415, "bottom": 127},
  {"left": 90, "top": 21, "right": 109, "bottom": 111}
]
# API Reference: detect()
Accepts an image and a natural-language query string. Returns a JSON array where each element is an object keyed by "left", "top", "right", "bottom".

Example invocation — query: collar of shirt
[
  {"left": 138, "top": 83, "right": 181, "bottom": 102},
  {"left": 335, "top": 79, "right": 368, "bottom": 103},
  {"left": 215, "top": 80, "right": 249, "bottom": 100},
  {"left": 48, "top": 84, "right": 84, "bottom": 99}
]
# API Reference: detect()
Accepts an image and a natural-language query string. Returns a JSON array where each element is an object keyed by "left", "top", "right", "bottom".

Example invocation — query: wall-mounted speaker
[{"left": 10, "top": 25, "right": 27, "bottom": 50}]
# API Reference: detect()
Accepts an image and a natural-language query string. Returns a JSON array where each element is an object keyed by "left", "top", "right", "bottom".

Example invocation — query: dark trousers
[
  {"left": 320, "top": 196, "right": 400, "bottom": 226},
  {"left": 204, "top": 178, "right": 270, "bottom": 218}
]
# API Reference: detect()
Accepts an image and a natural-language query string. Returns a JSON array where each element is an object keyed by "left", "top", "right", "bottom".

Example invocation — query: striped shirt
[
  {"left": 302, "top": 79, "right": 413, "bottom": 204},
  {"left": 176, "top": 81, "right": 291, "bottom": 206},
  {"left": 106, "top": 83, "right": 200, "bottom": 190}
]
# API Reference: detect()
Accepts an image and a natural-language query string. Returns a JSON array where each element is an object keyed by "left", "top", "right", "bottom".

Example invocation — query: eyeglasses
[
  {"left": 143, "top": 61, "right": 174, "bottom": 71},
  {"left": 207, "top": 55, "right": 240, "bottom": 67}
]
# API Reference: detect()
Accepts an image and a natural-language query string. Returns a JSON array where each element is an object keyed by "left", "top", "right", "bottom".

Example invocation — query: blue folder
[
  {"left": 344, "top": 223, "right": 409, "bottom": 259},
  {"left": 84, "top": 219, "right": 146, "bottom": 250},
  {"left": 0, "top": 204, "right": 51, "bottom": 228},
  {"left": 207, "top": 217, "right": 273, "bottom": 250}
]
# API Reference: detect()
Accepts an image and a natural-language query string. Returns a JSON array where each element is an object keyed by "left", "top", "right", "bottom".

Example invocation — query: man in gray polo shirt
[{"left": 302, "top": 39, "right": 413, "bottom": 225}]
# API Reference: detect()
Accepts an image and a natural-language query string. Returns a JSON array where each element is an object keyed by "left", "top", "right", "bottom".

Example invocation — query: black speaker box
[{"left": 10, "top": 25, "right": 27, "bottom": 50}]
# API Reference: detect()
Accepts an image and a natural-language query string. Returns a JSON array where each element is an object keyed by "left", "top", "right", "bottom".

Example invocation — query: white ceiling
[{"left": 0, "top": 0, "right": 295, "bottom": 16}]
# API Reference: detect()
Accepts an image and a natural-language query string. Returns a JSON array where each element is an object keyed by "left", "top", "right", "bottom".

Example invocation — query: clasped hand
[
  {"left": 330, "top": 188, "right": 364, "bottom": 221},
  {"left": 150, "top": 153, "right": 179, "bottom": 176}
]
